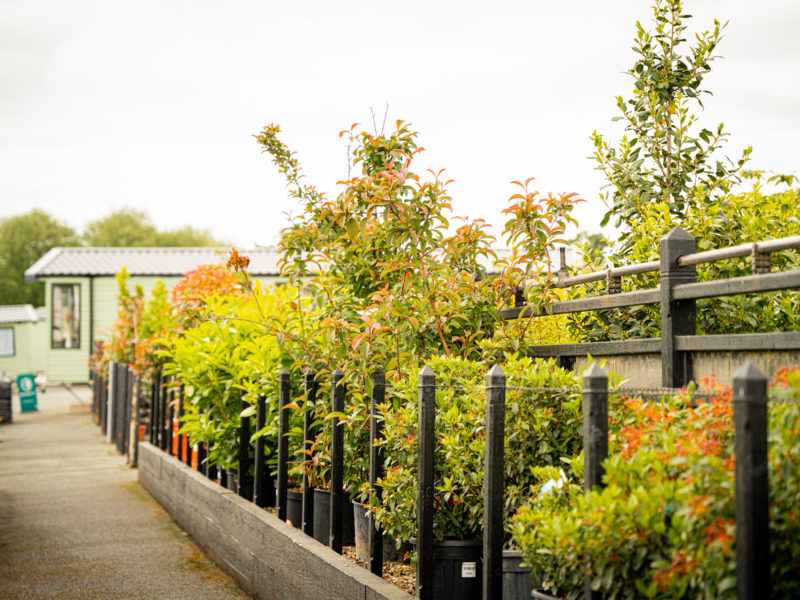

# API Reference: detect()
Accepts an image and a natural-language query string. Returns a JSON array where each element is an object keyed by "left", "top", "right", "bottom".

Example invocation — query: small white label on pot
[{"left": 461, "top": 562, "right": 476, "bottom": 578}]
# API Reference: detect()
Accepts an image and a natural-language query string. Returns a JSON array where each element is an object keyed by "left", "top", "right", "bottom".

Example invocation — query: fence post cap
[
  {"left": 279, "top": 367, "right": 290, "bottom": 377},
  {"left": 419, "top": 365, "right": 435, "bottom": 383},
  {"left": 661, "top": 226, "right": 694, "bottom": 242},
  {"left": 486, "top": 364, "right": 506, "bottom": 384},
  {"left": 304, "top": 367, "right": 315, "bottom": 377},
  {"left": 733, "top": 360, "right": 768, "bottom": 404},
  {"left": 582, "top": 362, "right": 607, "bottom": 381},
  {"left": 733, "top": 360, "right": 767, "bottom": 382}
]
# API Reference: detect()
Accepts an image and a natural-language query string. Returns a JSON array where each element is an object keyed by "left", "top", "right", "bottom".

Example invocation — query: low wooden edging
[{"left": 138, "top": 442, "right": 412, "bottom": 600}]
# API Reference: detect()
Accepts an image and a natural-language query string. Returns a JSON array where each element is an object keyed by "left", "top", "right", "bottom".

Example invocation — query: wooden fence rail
[{"left": 504, "top": 227, "right": 800, "bottom": 388}]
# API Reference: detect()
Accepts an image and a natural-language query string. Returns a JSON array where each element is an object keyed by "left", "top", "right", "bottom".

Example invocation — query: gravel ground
[{"left": 0, "top": 387, "right": 251, "bottom": 600}]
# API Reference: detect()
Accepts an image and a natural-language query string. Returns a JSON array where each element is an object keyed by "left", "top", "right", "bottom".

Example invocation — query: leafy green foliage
[
  {"left": 567, "top": 0, "right": 797, "bottom": 342},
  {"left": 568, "top": 179, "right": 800, "bottom": 342},
  {"left": 0, "top": 210, "right": 79, "bottom": 306},
  {"left": 593, "top": 0, "right": 749, "bottom": 235},
  {"left": 372, "top": 354, "right": 581, "bottom": 545},
  {"left": 252, "top": 120, "right": 581, "bottom": 494},
  {"left": 511, "top": 373, "right": 800, "bottom": 599},
  {"left": 162, "top": 284, "right": 303, "bottom": 471},
  {"left": 83, "top": 207, "right": 223, "bottom": 247}
]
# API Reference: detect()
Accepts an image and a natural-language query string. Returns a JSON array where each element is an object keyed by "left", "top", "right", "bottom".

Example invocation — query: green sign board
[{"left": 17, "top": 374, "right": 38, "bottom": 413}]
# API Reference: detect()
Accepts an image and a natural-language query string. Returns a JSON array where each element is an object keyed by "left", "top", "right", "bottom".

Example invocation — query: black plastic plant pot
[
  {"left": 312, "top": 488, "right": 355, "bottom": 546},
  {"left": 412, "top": 539, "right": 482, "bottom": 600},
  {"left": 225, "top": 468, "right": 237, "bottom": 492},
  {"left": 502, "top": 550, "right": 535, "bottom": 600},
  {"left": 286, "top": 489, "right": 303, "bottom": 529},
  {"left": 352, "top": 501, "right": 410, "bottom": 563}
]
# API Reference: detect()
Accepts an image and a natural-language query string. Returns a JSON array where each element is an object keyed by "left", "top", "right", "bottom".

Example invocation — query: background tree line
[{"left": 0, "top": 208, "right": 224, "bottom": 306}]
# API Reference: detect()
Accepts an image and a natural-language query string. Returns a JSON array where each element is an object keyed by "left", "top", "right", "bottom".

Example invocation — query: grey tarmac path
[{"left": 0, "top": 386, "right": 252, "bottom": 600}]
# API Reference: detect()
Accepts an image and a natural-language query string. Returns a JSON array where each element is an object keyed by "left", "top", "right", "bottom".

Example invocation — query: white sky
[{"left": 2, "top": 0, "right": 798, "bottom": 249}]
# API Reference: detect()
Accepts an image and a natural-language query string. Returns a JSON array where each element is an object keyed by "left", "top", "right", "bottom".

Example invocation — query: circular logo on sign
[{"left": 20, "top": 378, "right": 33, "bottom": 393}]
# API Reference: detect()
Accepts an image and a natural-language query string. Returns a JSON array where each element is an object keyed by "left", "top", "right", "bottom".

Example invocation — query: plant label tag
[{"left": 461, "top": 562, "right": 476, "bottom": 578}]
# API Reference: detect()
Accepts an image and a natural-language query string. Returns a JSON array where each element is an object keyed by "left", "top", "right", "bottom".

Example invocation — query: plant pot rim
[
  {"left": 410, "top": 537, "right": 481, "bottom": 548},
  {"left": 531, "top": 590, "right": 560, "bottom": 600}
]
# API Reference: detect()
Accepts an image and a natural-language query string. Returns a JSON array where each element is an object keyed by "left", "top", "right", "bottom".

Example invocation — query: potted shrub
[
  {"left": 510, "top": 371, "right": 800, "bottom": 599},
  {"left": 373, "top": 354, "right": 582, "bottom": 600}
]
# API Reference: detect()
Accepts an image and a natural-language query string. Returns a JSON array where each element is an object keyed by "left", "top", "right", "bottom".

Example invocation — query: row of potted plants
[{"left": 512, "top": 369, "right": 800, "bottom": 599}]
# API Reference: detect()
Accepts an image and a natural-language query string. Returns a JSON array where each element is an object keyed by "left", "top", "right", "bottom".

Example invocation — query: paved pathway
[{"left": 0, "top": 386, "right": 251, "bottom": 600}]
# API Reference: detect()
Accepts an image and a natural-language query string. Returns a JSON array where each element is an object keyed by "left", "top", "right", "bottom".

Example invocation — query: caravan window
[
  {"left": 52, "top": 284, "right": 80, "bottom": 349},
  {"left": 0, "top": 328, "right": 13, "bottom": 357}
]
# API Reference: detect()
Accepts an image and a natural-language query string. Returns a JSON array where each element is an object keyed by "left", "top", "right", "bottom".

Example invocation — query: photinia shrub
[
  {"left": 372, "top": 354, "right": 582, "bottom": 546},
  {"left": 511, "top": 371, "right": 800, "bottom": 599}
]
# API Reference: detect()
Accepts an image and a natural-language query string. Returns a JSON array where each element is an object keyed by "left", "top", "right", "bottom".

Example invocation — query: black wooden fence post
[
  {"left": 182, "top": 385, "right": 191, "bottom": 467},
  {"left": 330, "top": 369, "right": 345, "bottom": 553},
  {"left": 302, "top": 369, "right": 317, "bottom": 537},
  {"left": 659, "top": 227, "right": 696, "bottom": 387},
  {"left": 368, "top": 368, "right": 386, "bottom": 576},
  {"left": 253, "top": 395, "right": 267, "bottom": 506},
  {"left": 733, "top": 361, "right": 770, "bottom": 600},
  {"left": 160, "top": 376, "right": 169, "bottom": 452},
  {"left": 115, "top": 363, "right": 127, "bottom": 454},
  {"left": 149, "top": 372, "right": 158, "bottom": 445},
  {"left": 198, "top": 408, "right": 208, "bottom": 477},
  {"left": 91, "top": 371, "right": 98, "bottom": 423},
  {"left": 99, "top": 367, "right": 108, "bottom": 437},
  {"left": 276, "top": 369, "right": 290, "bottom": 521},
  {"left": 238, "top": 395, "right": 251, "bottom": 498},
  {"left": 483, "top": 364, "right": 505, "bottom": 600},
  {"left": 125, "top": 366, "right": 133, "bottom": 458},
  {"left": 134, "top": 373, "right": 142, "bottom": 465},
  {"left": 176, "top": 383, "right": 184, "bottom": 462},
  {"left": 165, "top": 380, "right": 174, "bottom": 456},
  {"left": 583, "top": 363, "right": 608, "bottom": 600},
  {"left": 417, "top": 365, "right": 436, "bottom": 600},
  {"left": 104, "top": 362, "right": 112, "bottom": 440}
]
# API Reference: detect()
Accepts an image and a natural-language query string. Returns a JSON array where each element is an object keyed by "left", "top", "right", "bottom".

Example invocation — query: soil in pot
[
  {"left": 285, "top": 489, "right": 303, "bottom": 529},
  {"left": 352, "top": 501, "right": 411, "bottom": 563},
  {"left": 502, "top": 550, "right": 535, "bottom": 600},
  {"left": 313, "top": 488, "right": 355, "bottom": 546}
]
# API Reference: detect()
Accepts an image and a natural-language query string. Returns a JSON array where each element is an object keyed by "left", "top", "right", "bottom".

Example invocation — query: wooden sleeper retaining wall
[{"left": 138, "top": 442, "right": 412, "bottom": 600}]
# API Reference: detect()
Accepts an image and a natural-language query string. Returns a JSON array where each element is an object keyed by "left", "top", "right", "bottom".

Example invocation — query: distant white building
[{"left": 0, "top": 304, "right": 47, "bottom": 379}]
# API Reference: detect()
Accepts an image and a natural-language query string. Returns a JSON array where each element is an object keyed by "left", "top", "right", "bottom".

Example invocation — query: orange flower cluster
[
  {"left": 701, "top": 516, "right": 735, "bottom": 553},
  {"left": 226, "top": 248, "right": 251, "bottom": 273},
  {"left": 171, "top": 263, "right": 241, "bottom": 306},
  {"left": 771, "top": 365, "right": 800, "bottom": 389},
  {"left": 615, "top": 378, "right": 733, "bottom": 461},
  {"left": 653, "top": 551, "right": 700, "bottom": 589}
]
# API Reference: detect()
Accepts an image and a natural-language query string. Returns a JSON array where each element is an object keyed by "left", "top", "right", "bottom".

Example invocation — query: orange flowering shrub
[
  {"left": 91, "top": 263, "right": 242, "bottom": 378},
  {"left": 90, "top": 268, "right": 144, "bottom": 376},
  {"left": 170, "top": 263, "right": 242, "bottom": 327},
  {"left": 512, "top": 372, "right": 800, "bottom": 599}
]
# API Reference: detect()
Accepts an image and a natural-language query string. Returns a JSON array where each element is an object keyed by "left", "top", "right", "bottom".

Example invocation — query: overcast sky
[{"left": 2, "top": 0, "right": 798, "bottom": 249}]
